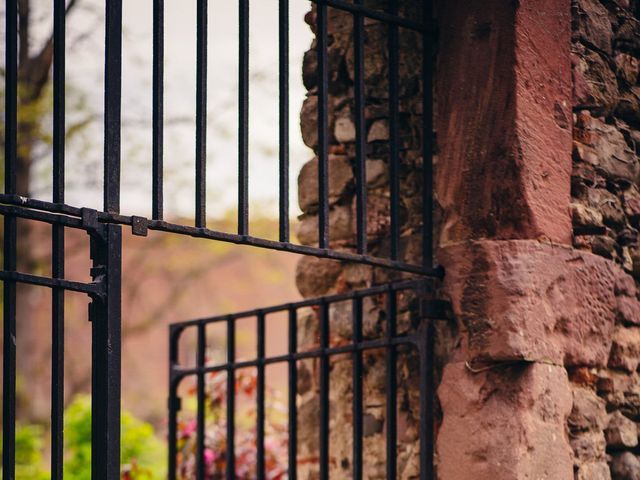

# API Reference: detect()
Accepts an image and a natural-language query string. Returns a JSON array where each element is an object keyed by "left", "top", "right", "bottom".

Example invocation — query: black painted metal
[
  {"left": 1, "top": 1, "right": 438, "bottom": 478},
  {"left": 168, "top": 280, "right": 441, "bottom": 480}
]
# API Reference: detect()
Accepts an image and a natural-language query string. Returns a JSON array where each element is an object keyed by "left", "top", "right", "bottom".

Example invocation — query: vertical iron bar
[
  {"left": 278, "top": 0, "right": 290, "bottom": 242},
  {"left": 319, "top": 301, "right": 330, "bottom": 480},
  {"left": 418, "top": 319, "right": 435, "bottom": 480},
  {"left": 238, "top": 0, "right": 250, "bottom": 235},
  {"left": 386, "top": 290, "right": 398, "bottom": 479},
  {"left": 2, "top": 1, "right": 17, "bottom": 475},
  {"left": 226, "top": 318, "right": 236, "bottom": 480},
  {"left": 4, "top": 0, "right": 17, "bottom": 194},
  {"left": 104, "top": 0, "right": 122, "bottom": 214},
  {"left": 152, "top": 0, "right": 164, "bottom": 220},
  {"left": 422, "top": 0, "right": 434, "bottom": 268},
  {"left": 388, "top": 0, "right": 400, "bottom": 261},
  {"left": 195, "top": 0, "right": 207, "bottom": 228},
  {"left": 51, "top": 1, "right": 66, "bottom": 477},
  {"left": 90, "top": 224, "right": 122, "bottom": 480},
  {"left": 168, "top": 327, "right": 181, "bottom": 480},
  {"left": 352, "top": 297, "right": 363, "bottom": 480},
  {"left": 354, "top": 1, "right": 367, "bottom": 254},
  {"left": 196, "top": 324, "right": 206, "bottom": 480},
  {"left": 287, "top": 308, "right": 298, "bottom": 480},
  {"left": 167, "top": 379, "right": 179, "bottom": 480},
  {"left": 316, "top": 1, "right": 329, "bottom": 248},
  {"left": 256, "top": 313, "right": 266, "bottom": 480}
]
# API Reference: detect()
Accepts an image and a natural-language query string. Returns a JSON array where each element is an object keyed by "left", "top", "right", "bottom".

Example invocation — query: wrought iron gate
[{"left": 1, "top": 0, "right": 441, "bottom": 479}]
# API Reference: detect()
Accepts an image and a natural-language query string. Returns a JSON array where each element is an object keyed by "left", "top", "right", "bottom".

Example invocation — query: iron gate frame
[
  {"left": 168, "top": 279, "right": 445, "bottom": 480},
  {"left": 1, "top": 0, "right": 440, "bottom": 479}
]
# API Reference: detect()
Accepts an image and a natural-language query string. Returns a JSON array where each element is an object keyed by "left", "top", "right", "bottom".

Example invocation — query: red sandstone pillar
[{"left": 434, "top": 1, "right": 577, "bottom": 478}]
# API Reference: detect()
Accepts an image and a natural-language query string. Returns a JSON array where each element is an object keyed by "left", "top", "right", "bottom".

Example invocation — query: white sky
[{"left": 29, "top": 0, "right": 314, "bottom": 221}]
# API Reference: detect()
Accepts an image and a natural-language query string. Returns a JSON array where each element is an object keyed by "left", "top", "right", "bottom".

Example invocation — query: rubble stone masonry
[{"left": 294, "top": 0, "right": 640, "bottom": 478}]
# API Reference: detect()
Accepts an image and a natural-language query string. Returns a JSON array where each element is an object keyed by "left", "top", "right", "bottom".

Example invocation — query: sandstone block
[
  {"left": 438, "top": 240, "right": 624, "bottom": 366},
  {"left": 295, "top": 206, "right": 353, "bottom": 246},
  {"left": 610, "top": 452, "right": 640, "bottom": 480},
  {"left": 569, "top": 387, "right": 608, "bottom": 433},
  {"left": 575, "top": 462, "right": 612, "bottom": 480},
  {"left": 608, "top": 326, "right": 640, "bottom": 373},
  {"left": 605, "top": 411, "right": 638, "bottom": 449},
  {"left": 574, "top": 0, "right": 613, "bottom": 54},
  {"left": 437, "top": 361, "right": 573, "bottom": 480},
  {"left": 570, "top": 431, "right": 607, "bottom": 462},
  {"left": 295, "top": 257, "right": 343, "bottom": 298},
  {"left": 297, "top": 155, "right": 354, "bottom": 213}
]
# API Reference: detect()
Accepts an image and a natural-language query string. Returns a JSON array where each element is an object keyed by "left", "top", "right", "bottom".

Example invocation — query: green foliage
[
  {"left": 64, "top": 395, "right": 166, "bottom": 479},
  {"left": 0, "top": 424, "right": 51, "bottom": 480},
  {"left": 0, "top": 395, "right": 166, "bottom": 480}
]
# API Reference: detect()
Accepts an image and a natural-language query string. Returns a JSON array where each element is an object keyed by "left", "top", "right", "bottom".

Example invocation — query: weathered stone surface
[
  {"left": 295, "top": 206, "right": 353, "bottom": 246},
  {"left": 295, "top": 256, "right": 342, "bottom": 298},
  {"left": 435, "top": 0, "right": 572, "bottom": 245},
  {"left": 573, "top": 0, "right": 614, "bottom": 54},
  {"left": 334, "top": 116, "right": 355, "bottom": 144},
  {"left": 617, "top": 295, "right": 640, "bottom": 325},
  {"left": 573, "top": 47, "right": 620, "bottom": 114},
  {"left": 365, "top": 159, "right": 388, "bottom": 188},
  {"left": 608, "top": 326, "right": 640, "bottom": 372},
  {"left": 297, "top": 155, "right": 354, "bottom": 212},
  {"left": 572, "top": 202, "right": 605, "bottom": 228},
  {"left": 366, "top": 119, "right": 389, "bottom": 143},
  {"left": 571, "top": 431, "right": 607, "bottom": 462},
  {"left": 576, "top": 462, "right": 612, "bottom": 480},
  {"left": 569, "top": 387, "right": 608, "bottom": 433},
  {"left": 610, "top": 452, "right": 640, "bottom": 480},
  {"left": 605, "top": 410, "right": 638, "bottom": 448},
  {"left": 574, "top": 112, "right": 640, "bottom": 183},
  {"left": 438, "top": 240, "right": 624, "bottom": 366},
  {"left": 437, "top": 362, "right": 573, "bottom": 480}
]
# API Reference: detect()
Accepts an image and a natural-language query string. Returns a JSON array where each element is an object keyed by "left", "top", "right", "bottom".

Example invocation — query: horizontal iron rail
[
  {"left": 311, "top": 0, "right": 426, "bottom": 32},
  {"left": 171, "top": 335, "right": 415, "bottom": 381},
  {"left": 0, "top": 196, "right": 443, "bottom": 277},
  {"left": 171, "top": 278, "right": 430, "bottom": 328},
  {"left": 0, "top": 271, "right": 103, "bottom": 296}
]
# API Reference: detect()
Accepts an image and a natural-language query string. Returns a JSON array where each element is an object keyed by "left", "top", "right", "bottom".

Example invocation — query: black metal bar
[
  {"left": 173, "top": 335, "right": 415, "bottom": 378},
  {"left": 168, "top": 326, "right": 182, "bottom": 480},
  {"left": 238, "top": 0, "right": 250, "bottom": 236},
  {"left": 90, "top": 224, "right": 122, "bottom": 480},
  {"left": 317, "top": 1, "right": 329, "bottom": 249},
  {"left": 3, "top": 1, "right": 18, "bottom": 477},
  {"left": 196, "top": 323, "right": 206, "bottom": 480},
  {"left": 287, "top": 308, "right": 297, "bottom": 480},
  {"left": 226, "top": 318, "right": 236, "bottom": 480},
  {"left": 195, "top": 0, "right": 207, "bottom": 228},
  {"left": 386, "top": 290, "right": 398, "bottom": 479},
  {"left": 352, "top": 297, "right": 364, "bottom": 480},
  {"left": 278, "top": 0, "right": 290, "bottom": 243},
  {"left": 53, "top": 0, "right": 65, "bottom": 205},
  {"left": 176, "top": 279, "right": 427, "bottom": 327},
  {"left": 311, "top": 0, "right": 425, "bottom": 32},
  {"left": 388, "top": 0, "right": 401, "bottom": 261},
  {"left": 4, "top": 0, "right": 17, "bottom": 195},
  {"left": 152, "top": 0, "right": 164, "bottom": 221},
  {"left": 422, "top": 0, "right": 434, "bottom": 269},
  {"left": 0, "top": 270, "right": 103, "bottom": 296},
  {"left": 0, "top": 196, "right": 443, "bottom": 276},
  {"left": 419, "top": 319, "right": 435, "bottom": 480},
  {"left": 354, "top": 1, "right": 367, "bottom": 255},
  {"left": 256, "top": 313, "right": 266, "bottom": 480},
  {"left": 319, "top": 301, "right": 330, "bottom": 480},
  {"left": 52, "top": 2, "right": 66, "bottom": 471},
  {"left": 104, "top": 0, "right": 122, "bottom": 214}
]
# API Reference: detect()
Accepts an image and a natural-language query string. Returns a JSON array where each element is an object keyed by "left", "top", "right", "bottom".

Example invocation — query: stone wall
[
  {"left": 293, "top": 3, "right": 437, "bottom": 478},
  {"left": 293, "top": 1, "right": 640, "bottom": 479},
  {"left": 571, "top": 1, "right": 640, "bottom": 478}
]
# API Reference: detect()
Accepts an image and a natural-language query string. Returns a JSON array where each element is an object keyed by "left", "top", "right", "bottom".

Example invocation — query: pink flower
[
  {"left": 204, "top": 448, "right": 216, "bottom": 465},
  {"left": 180, "top": 420, "right": 197, "bottom": 438}
]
